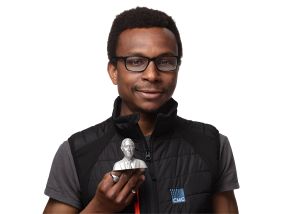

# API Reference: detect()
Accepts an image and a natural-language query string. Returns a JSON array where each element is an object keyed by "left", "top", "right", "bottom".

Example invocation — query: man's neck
[
  {"left": 138, "top": 113, "right": 156, "bottom": 136},
  {"left": 119, "top": 102, "right": 157, "bottom": 136}
]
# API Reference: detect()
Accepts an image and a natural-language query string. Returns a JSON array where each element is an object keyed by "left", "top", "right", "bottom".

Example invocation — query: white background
[{"left": 0, "top": 0, "right": 299, "bottom": 213}]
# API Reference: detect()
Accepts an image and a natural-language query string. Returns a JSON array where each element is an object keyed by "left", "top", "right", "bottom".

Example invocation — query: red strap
[{"left": 134, "top": 191, "right": 140, "bottom": 214}]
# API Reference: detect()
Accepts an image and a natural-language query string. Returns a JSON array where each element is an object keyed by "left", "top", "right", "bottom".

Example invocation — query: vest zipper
[
  {"left": 143, "top": 135, "right": 151, "bottom": 161},
  {"left": 145, "top": 136, "right": 159, "bottom": 213},
  {"left": 137, "top": 128, "right": 158, "bottom": 213},
  {"left": 145, "top": 150, "right": 151, "bottom": 161}
]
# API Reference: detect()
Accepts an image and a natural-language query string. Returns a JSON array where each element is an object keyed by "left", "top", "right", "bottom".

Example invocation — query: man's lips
[
  {"left": 136, "top": 89, "right": 164, "bottom": 99},
  {"left": 137, "top": 89, "right": 163, "bottom": 93}
]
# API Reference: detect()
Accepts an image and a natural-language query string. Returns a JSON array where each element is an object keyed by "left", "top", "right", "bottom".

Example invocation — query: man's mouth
[{"left": 136, "top": 89, "right": 164, "bottom": 99}]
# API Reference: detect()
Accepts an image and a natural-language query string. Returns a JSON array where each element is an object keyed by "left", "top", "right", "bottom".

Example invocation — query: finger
[
  {"left": 124, "top": 174, "right": 145, "bottom": 205},
  {"left": 131, "top": 168, "right": 145, "bottom": 175},
  {"left": 136, "top": 168, "right": 146, "bottom": 174},
  {"left": 106, "top": 170, "right": 145, "bottom": 203},
  {"left": 111, "top": 170, "right": 122, "bottom": 177},
  {"left": 109, "top": 171, "right": 132, "bottom": 194},
  {"left": 131, "top": 174, "right": 145, "bottom": 193},
  {"left": 111, "top": 171, "right": 123, "bottom": 184},
  {"left": 105, "top": 170, "right": 136, "bottom": 202},
  {"left": 116, "top": 173, "right": 145, "bottom": 203},
  {"left": 98, "top": 172, "right": 116, "bottom": 193}
]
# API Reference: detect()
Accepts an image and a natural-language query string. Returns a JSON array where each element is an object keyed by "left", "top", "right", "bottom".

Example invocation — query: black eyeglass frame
[{"left": 112, "top": 55, "right": 181, "bottom": 72}]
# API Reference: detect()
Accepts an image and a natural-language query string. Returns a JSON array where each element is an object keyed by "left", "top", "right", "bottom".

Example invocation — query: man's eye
[
  {"left": 127, "top": 58, "right": 146, "bottom": 66},
  {"left": 158, "top": 58, "right": 176, "bottom": 65},
  {"left": 159, "top": 59, "right": 170, "bottom": 65}
]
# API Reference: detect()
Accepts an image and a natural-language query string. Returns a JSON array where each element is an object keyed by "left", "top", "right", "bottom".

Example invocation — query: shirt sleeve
[
  {"left": 44, "top": 141, "right": 82, "bottom": 209},
  {"left": 214, "top": 134, "right": 240, "bottom": 193}
]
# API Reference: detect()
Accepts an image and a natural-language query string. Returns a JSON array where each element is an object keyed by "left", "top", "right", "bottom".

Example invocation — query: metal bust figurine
[{"left": 113, "top": 138, "right": 147, "bottom": 171}]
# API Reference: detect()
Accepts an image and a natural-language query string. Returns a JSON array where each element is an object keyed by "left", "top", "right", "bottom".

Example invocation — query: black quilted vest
[{"left": 69, "top": 97, "right": 220, "bottom": 213}]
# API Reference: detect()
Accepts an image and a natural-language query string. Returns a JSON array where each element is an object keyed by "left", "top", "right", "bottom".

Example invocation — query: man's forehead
[{"left": 116, "top": 27, "right": 178, "bottom": 57}]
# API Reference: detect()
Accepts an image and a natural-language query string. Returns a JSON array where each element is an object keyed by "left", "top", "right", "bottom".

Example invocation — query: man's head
[
  {"left": 121, "top": 138, "right": 135, "bottom": 160},
  {"left": 107, "top": 7, "right": 182, "bottom": 64},
  {"left": 107, "top": 7, "right": 182, "bottom": 115}
]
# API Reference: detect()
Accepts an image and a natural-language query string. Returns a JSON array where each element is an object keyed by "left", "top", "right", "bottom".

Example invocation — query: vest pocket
[{"left": 156, "top": 170, "right": 212, "bottom": 213}]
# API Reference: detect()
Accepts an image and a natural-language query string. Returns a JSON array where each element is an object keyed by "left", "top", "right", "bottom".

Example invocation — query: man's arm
[
  {"left": 43, "top": 198, "right": 79, "bottom": 214},
  {"left": 212, "top": 190, "right": 239, "bottom": 213},
  {"left": 43, "top": 170, "right": 145, "bottom": 214}
]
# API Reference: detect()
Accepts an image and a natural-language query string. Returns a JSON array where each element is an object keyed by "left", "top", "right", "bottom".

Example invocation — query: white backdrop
[{"left": 0, "top": 0, "right": 299, "bottom": 213}]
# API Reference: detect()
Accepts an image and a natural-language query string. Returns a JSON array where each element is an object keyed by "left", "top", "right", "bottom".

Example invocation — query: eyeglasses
[{"left": 113, "top": 56, "right": 180, "bottom": 72}]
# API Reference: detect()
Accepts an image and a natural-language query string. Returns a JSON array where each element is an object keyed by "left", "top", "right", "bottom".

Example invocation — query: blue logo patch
[{"left": 169, "top": 188, "right": 186, "bottom": 204}]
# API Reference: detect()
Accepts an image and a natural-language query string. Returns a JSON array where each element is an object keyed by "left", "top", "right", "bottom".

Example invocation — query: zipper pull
[{"left": 145, "top": 151, "right": 151, "bottom": 161}]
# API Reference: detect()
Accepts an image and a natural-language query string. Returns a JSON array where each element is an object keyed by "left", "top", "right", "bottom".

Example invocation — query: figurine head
[{"left": 121, "top": 138, "right": 135, "bottom": 160}]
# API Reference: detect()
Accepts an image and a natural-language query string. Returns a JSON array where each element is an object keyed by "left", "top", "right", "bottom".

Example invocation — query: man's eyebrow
[
  {"left": 158, "top": 52, "right": 178, "bottom": 57},
  {"left": 122, "top": 51, "right": 178, "bottom": 57}
]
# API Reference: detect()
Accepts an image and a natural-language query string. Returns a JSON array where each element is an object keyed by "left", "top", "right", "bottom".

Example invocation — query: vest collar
[{"left": 112, "top": 96, "right": 178, "bottom": 139}]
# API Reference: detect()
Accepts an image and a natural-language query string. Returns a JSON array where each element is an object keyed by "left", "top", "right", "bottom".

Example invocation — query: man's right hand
[
  {"left": 81, "top": 169, "right": 145, "bottom": 213},
  {"left": 43, "top": 169, "right": 145, "bottom": 214}
]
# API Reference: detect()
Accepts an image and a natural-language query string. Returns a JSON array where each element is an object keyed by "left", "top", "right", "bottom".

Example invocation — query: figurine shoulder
[
  {"left": 113, "top": 160, "right": 124, "bottom": 171},
  {"left": 133, "top": 159, "right": 147, "bottom": 168}
]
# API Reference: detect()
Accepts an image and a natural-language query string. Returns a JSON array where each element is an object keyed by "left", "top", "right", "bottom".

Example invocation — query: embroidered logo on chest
[{"left": 169, "top": 188, "right": 186, "bottom": 204}]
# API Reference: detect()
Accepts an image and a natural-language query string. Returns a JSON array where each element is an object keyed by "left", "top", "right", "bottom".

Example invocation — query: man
[
  {"left": 113, "top": 138, "right": 147, "bottom": 171},
  {"left": 44, "top": 7, "right": 239, "bottom": 213}
]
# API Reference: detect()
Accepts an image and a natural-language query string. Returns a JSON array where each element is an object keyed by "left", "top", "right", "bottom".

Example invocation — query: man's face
[
  {"left": 108, "top": 27, "right": 179, "bottom": 115},
  {"left": 121, "top": 140, "right": 135, "bottom": 159}
]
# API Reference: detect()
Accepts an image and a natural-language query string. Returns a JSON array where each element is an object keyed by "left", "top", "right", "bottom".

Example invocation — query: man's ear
[{"left": 107, "top": 62, "right": 118, "bottom": 85}]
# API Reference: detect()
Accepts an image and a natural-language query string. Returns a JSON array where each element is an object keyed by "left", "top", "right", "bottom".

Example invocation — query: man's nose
[{"left": 141, "top": 61, "right": 160, "bottom": 82}]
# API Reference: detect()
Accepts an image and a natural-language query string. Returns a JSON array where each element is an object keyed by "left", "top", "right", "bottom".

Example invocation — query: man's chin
[{"left": 138, "top": 102, "right": 164, "bottom": 114}]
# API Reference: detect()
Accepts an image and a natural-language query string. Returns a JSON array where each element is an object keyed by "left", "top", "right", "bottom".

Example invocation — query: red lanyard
[{"left": 134, "top": 191, "right": 140, "bottom": 214}]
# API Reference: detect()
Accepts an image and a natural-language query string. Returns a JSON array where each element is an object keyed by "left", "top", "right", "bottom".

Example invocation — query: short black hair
[{"left": 107, "top": 7, "right": 182, "bottom": 64}]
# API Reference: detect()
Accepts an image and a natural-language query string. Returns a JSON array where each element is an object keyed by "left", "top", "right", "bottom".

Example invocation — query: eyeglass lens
[{"left": 125, "top": 56, "right": 178, "bottom": 72}]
